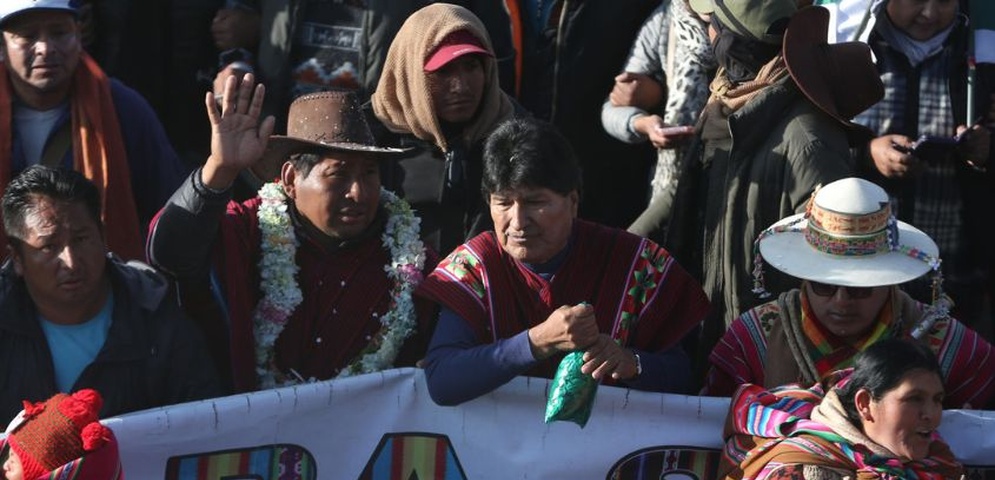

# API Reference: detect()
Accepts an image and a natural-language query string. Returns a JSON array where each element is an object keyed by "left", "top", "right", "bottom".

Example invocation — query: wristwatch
[{"left": 632, "top": 351, "right": 642, "bottom": 378}]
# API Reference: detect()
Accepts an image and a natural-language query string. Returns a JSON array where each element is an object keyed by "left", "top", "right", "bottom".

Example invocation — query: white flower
[
  {"left": 251, "top": 183, "right": 426, "bottom": 386},
  {"left": 338, "top": 188, "right": 425, "bottom": 378}
]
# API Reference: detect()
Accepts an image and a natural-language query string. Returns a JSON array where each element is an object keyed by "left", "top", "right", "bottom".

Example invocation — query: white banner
[{"left": 97, "top": 368, "right": 995, "bottom": 479}]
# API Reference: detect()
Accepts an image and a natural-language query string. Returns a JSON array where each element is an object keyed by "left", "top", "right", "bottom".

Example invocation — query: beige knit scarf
[
  {"left": 812, "top": 390, "right": 897, "bottom": 458},
  {"left": 699, "top": 55, "right": 789, "bottom": 140}
]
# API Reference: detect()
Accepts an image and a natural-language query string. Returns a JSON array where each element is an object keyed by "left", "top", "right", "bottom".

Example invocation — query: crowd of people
[{"left": 0, "top": 0, "right": 992, "bottom": 477}]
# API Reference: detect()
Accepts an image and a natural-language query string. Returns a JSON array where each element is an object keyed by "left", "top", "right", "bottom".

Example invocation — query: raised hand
[{"left": 202, "top": 73, "right": 275, "bottom": 190}]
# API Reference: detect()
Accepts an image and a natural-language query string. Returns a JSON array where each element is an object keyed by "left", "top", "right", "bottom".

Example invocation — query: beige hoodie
[{"left": 372, "top": 3, "right": 514, "bottom": 152}]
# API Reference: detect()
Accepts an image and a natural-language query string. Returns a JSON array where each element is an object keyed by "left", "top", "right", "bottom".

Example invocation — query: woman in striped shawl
[{"left": 719, "top": 338, "right": 963, "bottom": 480}]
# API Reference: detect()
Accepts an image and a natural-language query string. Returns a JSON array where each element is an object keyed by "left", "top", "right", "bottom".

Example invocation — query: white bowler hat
[
  {"left": 0, "top": 0, "right": 79, "bottom": 27},
  {"left": 753, "top": 177, "right": 940, "bottom": 291}
]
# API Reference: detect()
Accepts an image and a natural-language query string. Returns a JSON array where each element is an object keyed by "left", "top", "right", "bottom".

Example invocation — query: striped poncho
[
  {"left": 703, "top": 287, "right": 995, "bottom": 408},
  {"left": 719, "top": 375, "right": 964, "bottom": 479}
]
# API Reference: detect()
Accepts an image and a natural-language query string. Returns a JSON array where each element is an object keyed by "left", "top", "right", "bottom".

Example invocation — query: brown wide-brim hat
[
  {"left": 784, "top": 6, "right": 883, "bottom": 138},
  {"left": 261, "top": 90, "right": 408, "bottom": 169}
]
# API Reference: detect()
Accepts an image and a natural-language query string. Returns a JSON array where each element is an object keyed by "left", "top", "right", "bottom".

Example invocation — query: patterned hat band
[
  {"left": 807, "top": 198, "right": 892, "bottom": 235},
  {"left": 803, "top": 215, "right": 899, "bottom": 257}
]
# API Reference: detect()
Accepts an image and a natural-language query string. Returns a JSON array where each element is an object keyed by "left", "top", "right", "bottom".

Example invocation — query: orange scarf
[
  {"left": 0, "top": 53, "right": 142, "bottom": 260},
  {"left": 800, "top": 285, "right": 895, "bottom": 378}
]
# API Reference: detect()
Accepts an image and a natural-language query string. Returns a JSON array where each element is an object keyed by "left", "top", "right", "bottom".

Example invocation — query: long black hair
[{"left": 837, "top": 338, "right": 943, "bottom": 427}]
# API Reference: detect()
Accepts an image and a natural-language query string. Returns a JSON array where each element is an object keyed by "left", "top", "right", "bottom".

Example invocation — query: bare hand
[
  {"left": 211, "top": 8, "right": 261, "bottom": 51},
  {"left": 632, "top": 115, "right": 694, "bottom": 149},
  {"left": 610, "top": 72, "right": 665, "bottom": 110},
  {"left": 203, "top": 73, "right": 276, "bottom": 190},
  {"left": 956, "top": 124, "right": 990, "bottom": 169},
  {"left": 580, "top": 335, "right": 639, "bottom": 381},
  {"left": 870, "top": 134, "right": 921, "bottom": 179},
  {"left": 527, "top": 304, "right": 599, "bottom": 359}
]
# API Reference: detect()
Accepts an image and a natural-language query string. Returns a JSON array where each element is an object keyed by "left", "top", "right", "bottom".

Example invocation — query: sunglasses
[{"left": 808, "top": 281, "right": 874, "bottom": 299}]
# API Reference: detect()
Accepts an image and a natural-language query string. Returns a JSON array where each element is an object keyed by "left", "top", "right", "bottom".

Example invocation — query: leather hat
[
  {"left": 783, "top": 7, "right": 884, "bottom": 134},
  {"left": 263, "top": 90, "right": 407, "bottom": 163}
]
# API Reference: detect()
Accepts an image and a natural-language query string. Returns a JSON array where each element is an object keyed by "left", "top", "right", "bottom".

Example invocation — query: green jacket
[{"left": 667, "top": 77, "right": 854, "bottom": 367}]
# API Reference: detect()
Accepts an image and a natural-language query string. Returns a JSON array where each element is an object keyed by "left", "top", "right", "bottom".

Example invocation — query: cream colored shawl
[
  {"left": 372, "top": 3, "right": 514, "bottom": 151},
  {"left": 812, "top": 390, "right": 897, "bottom": 458}
]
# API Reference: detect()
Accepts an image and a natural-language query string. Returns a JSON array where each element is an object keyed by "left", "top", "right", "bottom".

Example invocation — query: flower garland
[
  {"left": 254, "top": 183, "right": 303, "bottom": 388},
  {"left": 337, "top": 188, "right": 425, "bottom": 378},
  {"left": 253, "top": 183, "right": 425, "bottom": 388}
]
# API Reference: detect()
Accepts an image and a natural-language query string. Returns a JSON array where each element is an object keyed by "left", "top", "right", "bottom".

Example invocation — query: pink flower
[{"left": 399, "top": 264, "right": 423, "bottom": 283}]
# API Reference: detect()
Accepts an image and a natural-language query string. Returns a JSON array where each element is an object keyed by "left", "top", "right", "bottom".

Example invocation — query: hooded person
[
  {"left": 702, "top": 176, "right": 995, "bottom": 409},
  {"left": 371, "top": 3, "right": 517, "bottom": 255},
  {"left": 1, "top": 390, "right": 122, "bottom": 480},
  {"left": 663, "top": 3, "right": 884, "bottom": 386}
]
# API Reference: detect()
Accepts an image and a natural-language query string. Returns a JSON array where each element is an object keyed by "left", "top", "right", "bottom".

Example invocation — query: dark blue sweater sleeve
[
  {"left": 110, "top": 79, "right": 190, "bottom": 230},
  {"left": 423, "top": 307, "right": 538, "bottom": 406},
  {"left": 423, "top": 307, "right": 693, "bottom": 404},
  {"left": 620, "top": 345, "right": 691, "bottom": 394}
]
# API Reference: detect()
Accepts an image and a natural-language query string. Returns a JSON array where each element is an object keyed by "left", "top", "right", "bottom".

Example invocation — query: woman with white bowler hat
[{"left": 701, "top": 177, "right": 995, "bottom": 409}]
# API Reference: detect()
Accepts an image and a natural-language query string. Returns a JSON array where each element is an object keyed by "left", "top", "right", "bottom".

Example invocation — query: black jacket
[
  {"left": 0, "top": 257, "right": 221, "bottom": 423},
  {"left": 470, "top": 0, "right": 661, "bottom": 227}
]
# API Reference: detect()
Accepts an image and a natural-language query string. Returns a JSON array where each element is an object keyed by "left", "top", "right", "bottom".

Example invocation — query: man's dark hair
[
  {"left": 837, "top": 338, "right": 943, "bottom": 428},
  {"left": 1, "top": 166, "right": 102, "bottom": 247},
  {"left": 481, "top": 117, "right": 582, "bottom": 198},
  {"left": 288, "top": 150, "right": 384, "bottom": 179},
  {"left": 288, "top": 152, "right": 322, "bottom": 178}
]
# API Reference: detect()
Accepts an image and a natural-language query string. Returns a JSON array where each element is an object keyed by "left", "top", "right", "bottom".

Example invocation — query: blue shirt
[
  {"left": 9, "top": 79, "right": 188, "bottom": 233},
  {"left": 39, "top": 293, "right": 114, "bottom": 392}
]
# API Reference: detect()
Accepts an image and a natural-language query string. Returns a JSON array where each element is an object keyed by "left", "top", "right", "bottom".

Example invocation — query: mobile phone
[
  {"left": 909, "top": 133, "right": 965, "bottom": 163},
  {"left": 655, "top": 125, "right": 695, "bottom": 136}
]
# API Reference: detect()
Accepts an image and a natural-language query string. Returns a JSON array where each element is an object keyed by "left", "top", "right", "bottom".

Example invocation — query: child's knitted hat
[{"left": 7, "top": 389, "right": 112, "bottom": 479}]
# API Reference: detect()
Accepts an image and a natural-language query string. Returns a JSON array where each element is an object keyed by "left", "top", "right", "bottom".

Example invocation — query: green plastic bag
[{"left": 544, "top": 350, "right": 598, "bottom": 427}]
